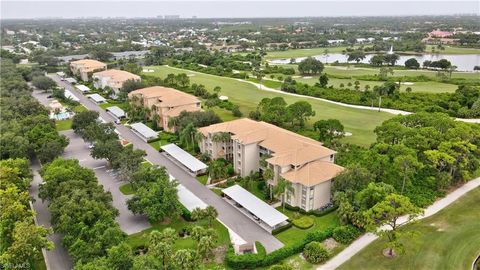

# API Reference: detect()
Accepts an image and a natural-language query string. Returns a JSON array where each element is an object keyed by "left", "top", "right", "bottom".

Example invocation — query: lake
[{"left": 269, "top": 53, "right": 480, "bottom": 71}]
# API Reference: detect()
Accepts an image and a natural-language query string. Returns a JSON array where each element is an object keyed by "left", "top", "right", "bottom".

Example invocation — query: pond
[{"left": 269, "top": 53, "right": 480, "bottom": 71}]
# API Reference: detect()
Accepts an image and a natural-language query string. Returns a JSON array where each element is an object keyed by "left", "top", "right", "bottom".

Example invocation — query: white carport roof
[
  {"left": 65, "top": 77, "right": 77, "bottom": 84},
  {"left": 106, "top": 106, "right": 125, "bottom": 118},
  {"left": 87, "top": 93, "right": 107, "bottom": 103},
  {"left": 64, "top": 90, "right": 79, "bottom": 101},
  {"left": 168, "top": 174, "right": 207, "bottom": 211},
  {"left": 76, "top": 84, "right": 90, "bottom": 92},
  {"left": 161, "top": 143, "right": 207, "bottom": 172},
  {"left": 222, "top": 185, "right": 288, "bottom": 228},
  {"left": 130, "top": 122, "right": 158, "bottom": 139}
]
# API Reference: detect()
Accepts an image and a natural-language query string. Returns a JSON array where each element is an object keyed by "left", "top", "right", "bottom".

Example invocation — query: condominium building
[
  {"left": 70, "top": 59, "right": 107, "bottom": 81},
  {"left": 198, "top": 118, "right": 344, "bottom": 211},
  {"left": 127, "top": 86, "right": 202, "bottom": 132},
  {"left": 92, "top": 69, "right": 141, "bottom": 97}
]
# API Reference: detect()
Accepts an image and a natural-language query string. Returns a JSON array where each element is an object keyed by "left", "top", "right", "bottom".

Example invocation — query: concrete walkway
[
  {"left": 318, "top": 176, "right": 480, "bottom": 270},
  {"left": 167, "top": 65, "right": 480, "bottom": 123}
]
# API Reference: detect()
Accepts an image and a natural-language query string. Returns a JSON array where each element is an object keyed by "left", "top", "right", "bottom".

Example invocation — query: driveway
[
  {"left": 29, "top": 160, "right": 73, "bottom": 270},
  {"left": 60, "top": 130, "right": 151, "bottom": 235},
  {"left": 47, "top": 74, "right": 284, "bottom": 252}
]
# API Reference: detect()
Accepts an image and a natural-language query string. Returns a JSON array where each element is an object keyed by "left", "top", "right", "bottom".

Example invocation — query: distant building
[
  {"left": 128, "top": 86, "right": 202, "bottom": 133},
  {"left": 164, "top": 15, "right": 180, "bottom": 20},
  {"left": 198, "top": 118, "right": 344, "bottom": 211},
  {"left": 92, "top": 69, "right": 141, "bottom": 97},
  {"left": 70, "top": 59, "right": 107, "bottom": 81},
  {"left": 429, "top": 29, "right": 453, "bottom": 38}
]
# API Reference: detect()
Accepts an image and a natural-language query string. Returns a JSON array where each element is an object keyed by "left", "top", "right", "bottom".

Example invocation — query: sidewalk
[{"left": 317, "top": 177, "right": 480, "bottom": 270}]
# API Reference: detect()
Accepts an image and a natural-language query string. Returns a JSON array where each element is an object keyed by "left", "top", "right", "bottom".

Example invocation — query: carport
[
  {"left": 76, "top": 84, "right": 90, "bottom": 92},
  {"left": 106, "top": 106, "right": 126, "bottom": 119},
  {"left": 130, "top": 122, "right": 158, "bottom": 142},
  {"left": 87, "top": 93, "right": 107, "bottom": 104},
  {"left": 222, "top": 185, "right": 289, "bottom": 233},
  {"left": 160, "top": 143, "right": 207, "bottom": 175}
]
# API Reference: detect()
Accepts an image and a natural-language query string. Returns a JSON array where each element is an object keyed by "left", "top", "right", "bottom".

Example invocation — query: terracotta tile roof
[
  {"left": 93, "top": 69, "right": 140, "bottom": 82},
  {"left": 164, "top": 105, "right": 202, "bottom": 117},
  {"left": 70, "top": 59, "right": 106, "bottom": 72},
  {"left": 128, "top": 86, "right": 200, "bottom": 107},
  {"left": 198, "top": 118, "right": 336, "bottom": 165},
  {"left": 280, "top": 160, "right": 344, "bottom": 187}
]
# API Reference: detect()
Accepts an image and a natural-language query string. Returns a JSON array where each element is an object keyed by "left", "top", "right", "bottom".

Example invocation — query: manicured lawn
[
  {"left": 144, "top": 66, "right": 393, "bottom": 146},
  {"left": 211, "top": 188, "right": 223, "bottom": 196},
  {"left": 55, "top": 119, "right": 72, "bottom": 131},
  {"left": 265, "top": 46, "right": 358, "bottom": 60},
  {"left": 73, "top": 104, "right": 87, "bottom": 112},
  {"left": 126, "top": 216, "right": 230, "bottom": 251},
  {"left": 275, "top": 209, "right": 340, "bottom": 246},
  {"left": 296, "top": 76, "right": 459, "bottom": 93},
  {"left": 148, "top": 140, "right": 167, "bottom": 151},
  {"left": 196, "top": 174, "right": 209, "bottom": 185},
  {"left": 339, "top": 187, "right": 480, "bottom": 270},
  {"left": 119, "top": 183, "right": 134, "bottom": 195},
  {"left": 209, "top": 107, "right": 240, "bottom": 122},
  {"left": 99, "top": 100, "right": 129, "bottom": 111},
  {"left": 247, "top": 77, "right": 283, "bottom": 89},
  {"left": 425, "top": 45, "right": 480, "bottom": 55}
]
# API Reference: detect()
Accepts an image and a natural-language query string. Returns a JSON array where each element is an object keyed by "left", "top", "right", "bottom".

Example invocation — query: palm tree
[
  {"left": 173, "top": 249, "right": 197, "bottom": 270},
  {"left": 274, "top": 178, "right": 294, "bottom": 211},
  {"left": 212, "top": 132, "right": 231, "bottom": 143},
  {"left": 179, "top": 123, "right": 198, "bottom": 151},
  {"left": 197, "top": 236, "right": 216, "bottom": 261},
  {"left": 374, "top": 86, "right": 388, "bottom": 112},
  {"left": 204, "top": 206, "right": 218, "bottom": 227},
  {"left": 191, "top": 207, "right": 205, "bottom": 221},
  {"left": 149, "top": 228, "right": 177, "bottom": 268},
  {"left": 323, "top": 49, "right": 329, "bottom": 64}
]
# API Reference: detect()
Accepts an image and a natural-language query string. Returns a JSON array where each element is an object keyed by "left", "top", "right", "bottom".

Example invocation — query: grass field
[
  {"left": 210, "top": 107, "right": 240, "bottom": 122},
  {"left": 196, "top": 175, "right": 209, "bottom": 185},
  {"left": 55, "top": 119, "right": 72, "bottom": 131},
  {"left": 339, "top": 187, "right": 480, "bottom": 270},
  {"left": 265, "top": 46, "right": 357, "bottom": 59},
  {"left": 119, "top": 183, "right": 134, "bottom": 195},
  {"left": 296, "top": 75, "right": 459, "bottom": 94},
  {"left": 266, "top": 46, "right": 480, "bottom": 60},
  {"left": 126, "top": 216, "right": 230, "bottom": 251},
  {"left": 144, "top": 66, "right": 393, "bottom": 146},
  {"left": 275, "top": 209, "right": 340, "bottom": 246}
]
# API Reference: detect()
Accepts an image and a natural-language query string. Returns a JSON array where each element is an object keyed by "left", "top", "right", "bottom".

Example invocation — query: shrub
[
  {"left": 332, "top": 225, "right": 362, "bottom": 244},
  {"left": 303, "top": 242, "right": 329, "bottom": 264},
  {"left": 225, "top": 228, "right": 334, "bottom": 269},
  {"left": 180, "top": 205, "right": 193, "bottom": 221},
  {"left": 271, "top": 222, "right": 292, "bottom": 235},
  {"left": 255, "top": 241, "right": 266, "bottom": 256},
  {"left": 292, "top": 216, "right": 315, "bottom": 229}
]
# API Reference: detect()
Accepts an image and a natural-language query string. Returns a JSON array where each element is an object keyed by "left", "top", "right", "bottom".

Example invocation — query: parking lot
[{"left": 60, "top": 130, "right": 150, "bottom": 235}]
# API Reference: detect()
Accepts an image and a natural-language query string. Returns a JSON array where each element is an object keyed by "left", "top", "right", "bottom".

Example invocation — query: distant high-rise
[{"left": 164, "top": 15, "right": 180, "bottom": 20}]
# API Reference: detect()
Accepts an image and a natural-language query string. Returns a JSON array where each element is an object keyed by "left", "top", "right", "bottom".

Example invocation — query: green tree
[
  {"left": 287, "top": 101, "right": 315, "bottom": 128},
  {"left": 32, "top": 76, "right": 56, "bottom": 91},
  {"left": 347, "top": 50, "right": 366, "bottom": 63},
  {"left": 393, "top": 154, "right": 423, "bottom": 194},
  {"left": 303, "top": 241, "right": 329, "bottom": 264},
  {"left": 72, "top": 110, "right": 99, "bottom": 135},
  {"left": 404, "top": 58, "right": 420, "bottom": 69},
  {"left": 127, "top": 175, "right": 181, "bottom": 222},
  {"left": 91, "top": 139, "right": 123, "bottom": 164},
  {"left": 313, "top": 119, "right": 345, "bottom": 144},
  {"left": 179, "top": 123, "right": 198, "bottom": 152},
  {"left": 106, "top": 242, "right": 134, "bottom": 270},
  {"left": 318, "top": 73, "right": 329, "bottom": 88},
  {"left": 274, "top": 178, "right": 294, "bottom": 211},
  {"left": 298, "top": 57, "right": 324, "bottom": 75},
  {"left": 204, "top": 205, "right": 218, "bottom": 227},
  {"left": 364, "top": 194, "right": 422, "bottom": 257},
  {"left": 172, "top": 249, "right": 198, "bottom": 270},
  {"left": 149, "top": 228, "right": 177, "bottom": 268}
]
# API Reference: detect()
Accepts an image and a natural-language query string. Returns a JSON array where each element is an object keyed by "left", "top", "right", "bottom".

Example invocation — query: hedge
[
  {"left": 292, "top": 216, "right": 315, "bottom": 229},
  {"left": 180, "top": 205, "right": 193, "bottom": 221},
  {"left": 271, "top": 222, "right": 292, "bottom": 235},
  {"left": 332, "top": 225, "right": 363, "bottom": 244},
  {"left": 225, "top": 228, "right": 333, "bottom": 269},
  {"left": 284, "top": 204, "right": 338, "bottom": 217}
]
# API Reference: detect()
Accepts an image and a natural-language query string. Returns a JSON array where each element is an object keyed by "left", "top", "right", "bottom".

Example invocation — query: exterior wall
[
  {"left": 70, "top": 63, "right": 106, "bottom": 81},
  {"left": 312, "top": 180, "right": 332, "bottom": 210},
  {"left": 242, "top": 143, "right": 260, "bottom": 177}
]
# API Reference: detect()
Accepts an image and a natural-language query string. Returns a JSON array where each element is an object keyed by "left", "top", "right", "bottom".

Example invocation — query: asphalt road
[
  {"left": 29, "top": 160, "right": 73, "bottom": 270},
  {"left": 47, "top": 74, "right": 284, "bottom": 252},
  {"left": 60, "top": 129, "right": 151, "bottom": 235}
]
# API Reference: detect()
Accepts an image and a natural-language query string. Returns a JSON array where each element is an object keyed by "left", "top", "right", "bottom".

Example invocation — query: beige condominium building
[
  {"left": 70, "top": 59, "right": 107, "bottom": 81},
  {"left": 128, "top": 86, "right": 202, "bottom": 132},
  {"left": 198, "top": 118, "right": 344, "bottom": 211},
  {"left": 92, "top": 69, "right": 141, "bottom": 98}
]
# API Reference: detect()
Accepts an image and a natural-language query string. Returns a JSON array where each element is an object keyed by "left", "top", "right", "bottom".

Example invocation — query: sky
[{"left": 1, "top": 1, "right": 479, "bottom": 19}]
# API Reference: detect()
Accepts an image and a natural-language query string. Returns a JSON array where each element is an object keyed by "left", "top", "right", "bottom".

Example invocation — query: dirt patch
[
  {"left": 213, "top": 245, "right": 227, "bottom": 264},
  {"left": 322, "top": 237, "right": 339, "bottom": 251},
  {"left": 383, "top": 248, "right": 397, "bottom": 258},
  {"left": 430, "top": 222, "right": 449, "bottom": 232},
  {"left": 159, "top": 217, "right": 171, "bottom": 225}
]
